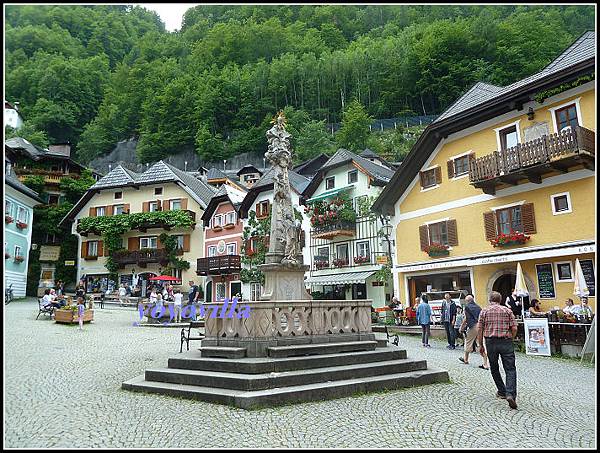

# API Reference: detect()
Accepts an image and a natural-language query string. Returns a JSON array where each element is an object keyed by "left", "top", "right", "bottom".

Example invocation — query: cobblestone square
[{"left": 4, "top": 299, "right": 596, "bottom": 448}]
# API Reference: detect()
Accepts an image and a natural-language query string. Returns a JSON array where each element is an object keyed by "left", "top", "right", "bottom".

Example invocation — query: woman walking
[{"left": 416, "top": 295, "right": 432, "bottom": 348}]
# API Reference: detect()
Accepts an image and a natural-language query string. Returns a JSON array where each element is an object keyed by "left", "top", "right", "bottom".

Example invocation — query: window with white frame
[
  {"left": 14, "top": 245, "right": 22, "bottom": 258},
  {"left": 213, "top": 214, "right": 223, "bottom": 228},
  {"left": 95, "top": 206, "right": 106, "bottom": 217},
  {"left": 225, "top": 211, "right": 236, "bottom": 225},
  {"left": 325, "top": 176, "right": 335, "bottom": 190},
  {"left": 17, "top": 206, "right": 27, "bottom": 223},
  {"left": 250, "top": 283, "right": 262, "bottom": 301},
  {"left": 316, "top": 246, "right": 329, "bottom": 261},
  {"left": 87, "top": 241, "right": 98, "bottom": 257},
  {"left": 555, "top": 261, "right": 574, "bottom": 282},
  {"left": 226, "top": 242, "right": 237, "bottom": 255},
  {"left": 5, "top": 200, "right": 13, "bottom": 217},
  {"left": 174, "top": 235, "right": 185, "bottom": 250},
  {"left": 139, "top": 236, "right": 158, "bottom": 249},
  {"left": 114, "top": 204, "right": 125, "bottom": 215},
  {"left": 207, "top": 245, "right": 217, "bottom": 257},
  {"left": 170, "top": 199, "right": 182, "bottom": 210},
  {"left": 551, "top": 192, "right": 572, "bottom": 215},
  {"left": 148, "top": 201, "right": 160, "bottom": 212},
  {"left": 356, "top": 241, "right": 370, "bottom": 260},
  {"left": 348, "top": 170, "right": 358, "bottom": 184},
  {"left": 216, "top": 282, "right": 226, "bottom": 301}
]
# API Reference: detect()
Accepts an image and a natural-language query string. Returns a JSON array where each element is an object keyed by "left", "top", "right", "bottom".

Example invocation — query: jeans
[
  {"left": 421, "top": 324, "right": 431, "bottom": 345},
  {"left": 443, "top": 321, "right": 455, "bottom": 346},
  {"left": 485, "top": 337, "right": 517, "bottom": 399}
]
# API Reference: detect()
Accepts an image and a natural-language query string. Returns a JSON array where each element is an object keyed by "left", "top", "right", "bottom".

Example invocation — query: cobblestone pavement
[{"left": 4, "top": 299, "right": 596, "bottom": 448}]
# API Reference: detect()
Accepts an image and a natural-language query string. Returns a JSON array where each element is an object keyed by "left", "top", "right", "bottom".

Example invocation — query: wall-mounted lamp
[{"left": 527, "top": 107, "right": 535, "bottom": 121}]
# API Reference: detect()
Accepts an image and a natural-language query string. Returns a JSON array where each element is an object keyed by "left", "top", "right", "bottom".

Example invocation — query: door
[
  {"left": 205, "top": 281, "right": 212, "bottom": 303},
  {"left": 352, "top": 283, "right": 367, "bottom": 299}
]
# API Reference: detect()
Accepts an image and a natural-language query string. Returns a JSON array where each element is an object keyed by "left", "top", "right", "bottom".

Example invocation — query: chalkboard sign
[
  {"left": 580, "top": 259, "right": 595, "bottom": 297},
  {"left": 536, "top": 263, "right": 556, "bottom": 299},
  {"left": 120, "top": 274, "right": 133, "bottom": 286}
]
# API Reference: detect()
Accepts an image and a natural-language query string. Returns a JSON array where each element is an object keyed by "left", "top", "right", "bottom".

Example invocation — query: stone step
[
  {"left": 267, "top": 341, "right": 377, "bottom": 358},
  {"left": 168, "top": 347, "right": 407, "bottom": 374},
  {"left": 122, "top": 367, "right": 449, "bottom": 410},
  {"left": 199, "top": 346, "right": 246, "bottom": 359},
  {"left": 145, "top": 358, "right": 428, "bottom": 391},
  {"left": 376, "top": 338, "right": 388, "bottom": 348}
]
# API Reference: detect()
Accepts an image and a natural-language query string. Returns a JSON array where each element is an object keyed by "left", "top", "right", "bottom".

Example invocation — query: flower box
[
  {"left": 491, "top": 231, "right": 530, "bottom": 248},
  {"left": 315, "top": 260, "right": 329, "bottom": 270},
  {"left": 54, "top": 308, "right": 94, "bottom": 324},
  {"left": 223, "top": 223, "right": 235, "bottom": 229},
  {"left": 13, "top": 255, "right": 25, "bottom": 263},
  {"left": 212, "top": 225, "right": 223, "bottom": 232},
  {"left": 428, "top": 249, "right": 450, "bottom": 257},
  {"left": 354, "top": 255, "right": 370, "bottom": 264},
  {"left": 332, "top": 258, "right": 348, "bottom": 268},
  {"left": 16, "top": 221, "right": 28, "bottom": 229},
  {"left": 423, "top": 243, "right": 450, "bottom": 257},
  {"left": 5, "top": 215, "right": 14, "bottom": 224}
]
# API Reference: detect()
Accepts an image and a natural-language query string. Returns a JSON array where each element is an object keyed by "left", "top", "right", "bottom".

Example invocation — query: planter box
[
  {"left": 428, "top": 250, "right": 450, "bottom": 257},
  {"left": 495, "top": 240, "right": 527, "bottom": 248},
  {"left": 54, "top": 309, "right": 94, "bottom": 324}
]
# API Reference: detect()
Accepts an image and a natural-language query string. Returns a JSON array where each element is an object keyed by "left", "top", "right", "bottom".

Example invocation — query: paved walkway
[{"left": 4, "top": 299, "right": 596, "bottom": 448}]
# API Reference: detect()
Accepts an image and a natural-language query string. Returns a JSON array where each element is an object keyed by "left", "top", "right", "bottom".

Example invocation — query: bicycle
[{"left": 5, "top": 284, "right": 14, "bottom": 305}]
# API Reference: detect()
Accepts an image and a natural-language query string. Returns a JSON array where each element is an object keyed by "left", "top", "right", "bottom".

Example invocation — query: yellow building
[
  {"left": 373, "top": 31, "right": 596, "bottom": 311},
  {"left": 60, "top": 161, "right": 216, "bottom": 294}
]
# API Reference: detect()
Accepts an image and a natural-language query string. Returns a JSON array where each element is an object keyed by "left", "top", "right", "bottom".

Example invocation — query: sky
[{"left": 134, "top": 3, "right": 200, "bottom": 31}]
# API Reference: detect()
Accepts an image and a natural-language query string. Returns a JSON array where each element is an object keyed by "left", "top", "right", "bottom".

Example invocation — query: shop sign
[
  {"left": 39, "top": 245, "right": 60, "bottom": 262},
  {"left": 376, "top": 255, "right": 389, "bottom": 265},
  {"left": 64, "top": 260, "right": 75, "bottom": 266},
  {"left": 535, "top": 263, "right": 556, "bottom": 299}
]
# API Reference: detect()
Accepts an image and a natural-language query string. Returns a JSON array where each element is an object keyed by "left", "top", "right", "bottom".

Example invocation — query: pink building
[{"left": 197, "top": 185, "right": 247, "bottom": 302}]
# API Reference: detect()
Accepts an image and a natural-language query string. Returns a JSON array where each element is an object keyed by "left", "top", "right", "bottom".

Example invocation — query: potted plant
[
  {"left": 5, "top": 215, "right": 14, "bottom": 224},
  {"left": 16, "top": 221, "right": 28, "bottom": 229},
  {"left": 354, "top": 255, "right": 370, "bottom": 264},
  {"left": 315, "top": 260, "right": 329, "bottom": 270},
  {"left": 13, "top": 255, "right": 25, "bottom": 263},
  {"left": 424, "top": 243, "right": 450, "bottom": 257},
  {"left": 333, "top": 258, "right": 347, "bottom": 268},
  {"left": 491, "top": 230, "right": 530, "bottom": 247},
  {"left": 54, "top": 304, "right": 94, "bottom": 324}
]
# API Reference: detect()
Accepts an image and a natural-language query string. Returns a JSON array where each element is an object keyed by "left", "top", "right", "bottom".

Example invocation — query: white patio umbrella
[
  {"left": 573, "top": 258, "right": 590, "bottom": 301},
  {"left": 515, "top": 262, "right": 529, "bottom": 318}
]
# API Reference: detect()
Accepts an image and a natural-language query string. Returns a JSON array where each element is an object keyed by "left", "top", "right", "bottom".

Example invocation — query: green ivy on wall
[
  {"left": 533, "top": 72, "right": 595, "bottom": 104},
  {"left": 240, "top": 210, "right": 271, "bottom": 284},
  {"left": 158, "top": 232, "right": 191, "bottom": 273}
]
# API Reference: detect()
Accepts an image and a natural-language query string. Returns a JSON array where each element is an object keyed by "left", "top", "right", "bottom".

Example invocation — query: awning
[
  {"left": 306, "top": 184, "right": 354, "bottom": 203},
  {"left": 305, "top": 270, "right": 376, "bottom": 285}
]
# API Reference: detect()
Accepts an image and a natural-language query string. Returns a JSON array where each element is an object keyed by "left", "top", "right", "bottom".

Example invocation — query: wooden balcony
[
  {"left": 111, "top": 249, "right": 169, "bottom": 269},
  {"left": 17, "top": 172, "right": 79, "bottom": 185},
  {"left": 469, "top": 126, "right": 595, "bottom": 195},
  {"left": 312, "top": 220, "right": 356, "bottom": 240},
  {"left": 137, "top": 210, "right": 196, "bottom": 232},
  {"left": 196, "top": 255, "right": 241, "bottom": 276}
]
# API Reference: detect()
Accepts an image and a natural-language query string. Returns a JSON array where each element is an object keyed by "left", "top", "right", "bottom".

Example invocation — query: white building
[{"left": 4, "top": 101, "right": 24, "bottom": 130}]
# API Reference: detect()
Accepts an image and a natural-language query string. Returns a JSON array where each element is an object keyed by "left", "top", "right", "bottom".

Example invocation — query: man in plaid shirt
[{"left": 477, "top": 290, "right": 518, "bottom": 409}]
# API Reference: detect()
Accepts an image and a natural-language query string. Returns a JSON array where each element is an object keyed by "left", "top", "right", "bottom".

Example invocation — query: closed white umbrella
[
  {"left": 515, "top": 262, "right": 529, "bottom": 318},
  {"left": 573, "top": 258, "right": 590, "bottom": 299}
]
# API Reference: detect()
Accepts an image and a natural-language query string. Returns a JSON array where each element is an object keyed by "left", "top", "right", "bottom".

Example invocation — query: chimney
[
  {"left": 13, "top": 101, "right": 19, "bottom": 111},
  {"left": 48, "top": 142, "right": 71, "bottom": 158}
]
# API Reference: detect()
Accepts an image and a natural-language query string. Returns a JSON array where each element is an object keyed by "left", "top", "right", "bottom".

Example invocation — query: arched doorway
[
  {"left": 491, "top": 272, "right": 531, "bottom": 309},
  {"left": 205, "top": 281, "right": 212, "bottom": 303}
]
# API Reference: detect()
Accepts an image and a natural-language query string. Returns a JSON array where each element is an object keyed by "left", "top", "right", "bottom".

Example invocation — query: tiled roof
[
  {"left": 360, "top": 148, "right": 379, "bottom": 159},
  {"left": 236, "top": 164, "right": 263, "bottom": 176},
  {"left": 5, "top": 137, "right": 47, "bottom": 159},
  {"left": 162, "top": 162, "right": 217, "bottom": 209},
  {"left": 434, "top": 31, "right": 595, "bottom": 124},
  {"left": 206, "top": 167, "right": 228, "bottom": 180},
  {"left": 90, "top": 165, "right": 138, "bottom": 189},
  {"left": 250, "top": 166, "right": 310, "bottom": 194},
  {"left": 322, "top": 149, "right": 395, "bottom": 183}
]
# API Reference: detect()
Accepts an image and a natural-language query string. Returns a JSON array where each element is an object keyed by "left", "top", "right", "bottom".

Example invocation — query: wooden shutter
[
  {"left": 182, "top": 234, "right": 191, "bottom": 252},
  {"left": 419, "top": 225, "right": 429, "bottom": 251},
  {"left": 418, "top": 171, "right": 425, "bottom": 189},
  {"left": 447, "top": 219, "right": 458, "bottom": 246},
  {"left": 180, "top": 198, "right": 188, "bottom": 210},
  {"left": 157, "top": 200, "right": 162, "bottom": 211},
  {"left": 521, "top": 203, "right": 536, "bottom": 234},
  {"left": 163, "top": 199, "right": 170, "bottom": 211},
  {"left": 106, "top": 205, "right": 113, "bottom": 216},
  {"left": 81, "top": 242, "right": 87, "bottom": 258},
  {"left": 97, "top": 241, "right": 104, "bottom": 257},
  {"left": 89, "top": 207, "right": 96, "bottom": 217},
  {"left": 128, "top": 237, "right": 139, "bottom": 251},
  {"left": 142, "top": 202, "right": 149, "bottom": 212},
  {"left": 483, "top": 212, "right": 497, "bottom": 241},
  {"left": 447, "top": 160, "right": 455, "bottom": 179},
  {"left": 434, "top": 166, "right": 442, "bottom": 184},
  {"left": 157, "top": 236, "right": 163, "bottom": 249},
  {"left": 124, "top": 204, "right": 130, "bottom": 214}
]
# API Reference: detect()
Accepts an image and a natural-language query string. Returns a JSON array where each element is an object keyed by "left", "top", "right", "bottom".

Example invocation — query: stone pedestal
[{"left": 259, "top": 260, "right": 311, "bottom": 301}]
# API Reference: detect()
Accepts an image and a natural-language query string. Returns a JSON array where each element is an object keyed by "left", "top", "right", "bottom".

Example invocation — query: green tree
[
  {"left": 5, "top": 122, "right": 49, "bottom": 149},
  {"left": 59, "top": 169, "right": 97, "bottom": 204},
  {"left": 336, "top": 100, "right": 373, "bottom": 152}
]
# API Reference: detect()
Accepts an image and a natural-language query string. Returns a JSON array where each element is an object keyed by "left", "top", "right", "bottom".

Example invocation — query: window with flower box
[
  {"left": 355, "top": 241, "right": 370, "bottom": 264},
  {"left": 484, "top": 203, "right": 536, "bottom": 245},
  {"left": 419, "top": 220, "right": 458, "bottom": 254},
  {"left": 334, "top": 243, "right": 349, "bottom": 267},
  {"left": 212, "top": 214, "right": 223, "bottom": 229}
]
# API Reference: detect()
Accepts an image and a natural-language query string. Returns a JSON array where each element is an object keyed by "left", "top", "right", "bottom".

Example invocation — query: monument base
[{"left": 259, "top": 261, "right": 311, "bottom": 301}]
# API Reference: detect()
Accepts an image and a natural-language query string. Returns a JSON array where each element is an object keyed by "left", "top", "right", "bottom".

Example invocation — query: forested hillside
[{"left": 5, "top": 5, "right": 595, "bottom": 166}]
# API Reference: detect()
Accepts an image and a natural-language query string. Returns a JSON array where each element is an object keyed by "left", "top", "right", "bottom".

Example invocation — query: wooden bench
[
  {"left": 36, "top": 298, "right": 55, "bottom": 320},
  {"left": 180, "top": 321, "right": 205, "bottom": 353}
]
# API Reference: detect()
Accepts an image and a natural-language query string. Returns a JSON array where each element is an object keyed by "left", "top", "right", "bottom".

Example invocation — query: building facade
[
  {"left": 302, "top": 149, "right": 396, "bottom": 308},
  {"left": 61, "top": 161, "right": 216, "bottom": 295},
  {"left": 4, "top": 153, "right": 42, "bottom": 297},
  {"left": 4, "top": 101, "right": 24, "bottom": 130},
  {"left": 374, "top": 32, "right": 596, "bottom": 310}
]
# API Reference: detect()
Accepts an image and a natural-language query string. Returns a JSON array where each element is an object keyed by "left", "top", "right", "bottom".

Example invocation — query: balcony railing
[
  {"left": 111, "top": 249, "right": 169, "bottom": 269},
  {"left": 311, "top": 252, "right": 385, "bottom": 272},
  {"left": 312, "top": 220, "right": 356, "bottom": 240},
  {"left": 137, "top": 210, "right": 196, "bottom": 232},
  {"left": 469, "top": 126, "right": 595, "bottom": 194},
  {"left": 196, "top": 255, "right": 241, "bottom": 276}
]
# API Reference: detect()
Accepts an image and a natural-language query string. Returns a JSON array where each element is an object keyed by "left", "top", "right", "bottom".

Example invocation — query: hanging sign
[{"left": 376, "top": 255, "right": 389, "bottom": 265}]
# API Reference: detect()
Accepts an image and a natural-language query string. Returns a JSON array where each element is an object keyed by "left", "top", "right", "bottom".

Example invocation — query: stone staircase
[{"left": 122, "top": 339, "right": 449, "bottom": 409}]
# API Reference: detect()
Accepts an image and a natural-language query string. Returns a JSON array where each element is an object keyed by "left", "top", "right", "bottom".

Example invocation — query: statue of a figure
[{"left": 265, "top": 111, "right": 301, "bottom": 265}]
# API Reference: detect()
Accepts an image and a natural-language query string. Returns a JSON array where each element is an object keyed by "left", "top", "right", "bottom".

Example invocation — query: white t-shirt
[
  {"left": 149, "top": 292, "right": 157, "bottom": 303},
  {"left": 119, "top": 287, "right": 127, "bottom": 297},
  {"left": 42, "top": 294, "right": 53, "bottom": 306},
  {"left": 173, "top": 293, "right": 183, "bottom": 306}
]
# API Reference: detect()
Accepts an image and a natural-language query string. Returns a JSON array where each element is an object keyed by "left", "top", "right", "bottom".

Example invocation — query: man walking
[
  {"left": 477, "top": 291, "right": 518, "bottom": 410},
  {"left": 459, "top": 295, "right": 489, "bottom": 370},
  {"left": 441, "top": 293, "right": 457, "bottom": 349},
  {"left": 416, "top": 296, "right": 432, "bottom": 348}
]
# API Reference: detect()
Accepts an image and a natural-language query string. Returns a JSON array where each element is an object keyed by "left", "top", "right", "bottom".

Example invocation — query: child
[
  {"left": 453, "top": 305, "right": 465, "bottom": 347},
  {"left": 77, "top": 297, "right": 85, "bottom": 331},
  {"left": 173, "top": 289, "right": 183, "bottom": 323}
]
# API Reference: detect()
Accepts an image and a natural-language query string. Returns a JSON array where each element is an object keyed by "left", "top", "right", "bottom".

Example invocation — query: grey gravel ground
[{"left": 4, "top": 298, "right": 596, "bottom": 448}]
